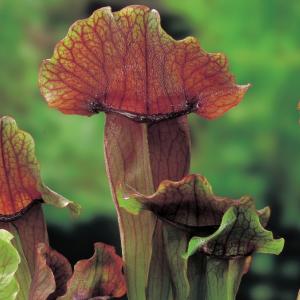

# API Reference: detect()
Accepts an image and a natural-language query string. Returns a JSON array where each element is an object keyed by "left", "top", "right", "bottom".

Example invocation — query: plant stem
[
  {"left": 188, "top": 255, "right": 246, "bottom": 300},
  {"left": 104, "top": 113, "right": 191, "bottom": 300}
]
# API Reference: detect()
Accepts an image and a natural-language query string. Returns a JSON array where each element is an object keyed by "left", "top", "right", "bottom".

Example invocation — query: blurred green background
[{"left": 0, "top": 0, "right": 299, "bottom": 299}]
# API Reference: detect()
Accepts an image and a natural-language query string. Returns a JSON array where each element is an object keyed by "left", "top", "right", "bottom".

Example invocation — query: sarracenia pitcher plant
[
  {"left": 0, "top": 116, "right": 126, "bottom": 299},
  {"left": 37, "top": 5, "right": 284, "bottom": 300}
]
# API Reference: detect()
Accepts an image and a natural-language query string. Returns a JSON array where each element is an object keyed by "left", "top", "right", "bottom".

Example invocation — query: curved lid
[
  {"left": 0, "top": 116, "right": 79, "bottom": 220},
  {"left": 39, "top": 5, "right": 249, "bottom": 121}
]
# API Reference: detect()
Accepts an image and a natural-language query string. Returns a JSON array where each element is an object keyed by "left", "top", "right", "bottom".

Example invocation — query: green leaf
[
  {"left": 184, "top": 197, "right": 284, "bottom": 259},
  {"left": 118, "top": 190, "right": 142, "bottom": 216},
  {"left": 0, "top": 277, "right": 19, "bottom": 300},
  {"left": 0, "top": 229, "right": 20, "bottom": 300},
  {"left": 1, "top": 204, "right": 46, "bottom": 300}
]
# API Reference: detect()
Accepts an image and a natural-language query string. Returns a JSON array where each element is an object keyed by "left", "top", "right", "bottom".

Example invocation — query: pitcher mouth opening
[
  {"left": 88, "top": 100, "right": 198, "bottom": 123},
  {"left": 0, "top": 199, "right": 43, "bottom": 222}
]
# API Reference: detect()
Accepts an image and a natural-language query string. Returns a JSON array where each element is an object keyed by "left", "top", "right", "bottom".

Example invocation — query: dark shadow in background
[
  {"left": 48, "top": 217, "right": 121, "bottom": 265},
  {"left": 48, "top": 1, "right": 299, "bottom": 300},
  {"left": 238, "top": 173, "right": 300, "bottom": 300}
]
